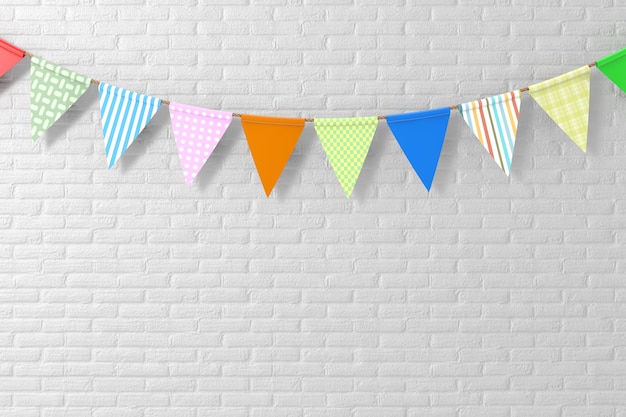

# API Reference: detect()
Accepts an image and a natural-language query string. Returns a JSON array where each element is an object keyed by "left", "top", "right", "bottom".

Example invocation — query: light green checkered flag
[
  {"left": 314, "top": 116, "right": 378, "bottom": 198},
  {"left": 30, "top": 56, "right": 91, "bottom": 141},
  {"left": 529, "top": 65, "right": 590, "bottom": 152}
]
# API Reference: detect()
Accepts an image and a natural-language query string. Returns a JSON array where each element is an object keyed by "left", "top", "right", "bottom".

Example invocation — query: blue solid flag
[{"left": 386, "top": 107, "right": 450, "bottom": 191}]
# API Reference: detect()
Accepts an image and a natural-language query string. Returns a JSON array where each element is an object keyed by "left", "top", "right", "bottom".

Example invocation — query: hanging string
[{"left": 22, "top": 49, "right": 597, "bottom": 122}]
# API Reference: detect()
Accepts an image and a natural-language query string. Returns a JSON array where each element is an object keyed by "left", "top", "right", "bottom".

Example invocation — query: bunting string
[
  {"left": 19, "top": 49, "right": 598, "bottom": 122},
  {"left": 2, "top": 40, "right": 624, "bottom": 197}
]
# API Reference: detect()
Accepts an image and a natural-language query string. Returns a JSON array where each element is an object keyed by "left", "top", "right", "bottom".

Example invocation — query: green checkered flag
[
  {"left": 529, "top": 66, "right": 590, "bottom": 152},
  {"left": 314, "top": 116, "right": 378, "bottom": 198}
]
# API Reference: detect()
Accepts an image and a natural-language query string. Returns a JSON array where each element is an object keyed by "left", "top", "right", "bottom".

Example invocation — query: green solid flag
[
  {"left": 30, "top": 56, "right": 91, "bottom": 141},
  {"left": 314, "top": 116, "right": 378, "bottom": 198},
  {"left": 597, "top": 47, "right": 626, "bottom": 94}
]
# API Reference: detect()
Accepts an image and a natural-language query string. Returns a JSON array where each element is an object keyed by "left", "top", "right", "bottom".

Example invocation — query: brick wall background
[{"left": 1, "top": 1, "right": 626, "bottom": 416}]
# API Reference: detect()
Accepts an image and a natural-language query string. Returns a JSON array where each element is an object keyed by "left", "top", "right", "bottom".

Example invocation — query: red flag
[{"left": 0, "top": 39, "right": 25, "bottom": 78}]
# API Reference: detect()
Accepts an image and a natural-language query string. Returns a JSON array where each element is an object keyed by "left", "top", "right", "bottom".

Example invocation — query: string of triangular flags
[{"left": 2, "top": 38, "right": 626, "bottom": 198}]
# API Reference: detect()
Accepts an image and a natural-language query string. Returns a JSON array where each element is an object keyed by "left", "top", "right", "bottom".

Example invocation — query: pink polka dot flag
[{"left": 168, "top": 102, "right": 232, "bottom": 186}]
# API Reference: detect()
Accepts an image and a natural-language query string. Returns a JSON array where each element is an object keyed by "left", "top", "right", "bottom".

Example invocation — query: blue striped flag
[
  {"left": 98, "top": 82, "right": 161, "bottom": 168},
  {"left": 458, "top": 90, "right": 521, "bottom": 176}
]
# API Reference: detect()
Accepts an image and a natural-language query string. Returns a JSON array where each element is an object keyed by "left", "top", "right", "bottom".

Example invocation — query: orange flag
[{"left": 241, "top": 114, "right": 305, "bottom": 196}]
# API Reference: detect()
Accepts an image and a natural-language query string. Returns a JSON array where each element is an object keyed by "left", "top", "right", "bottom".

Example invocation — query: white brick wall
[{"left": 1, "top": 1, "right": 626, "bottom": 416}]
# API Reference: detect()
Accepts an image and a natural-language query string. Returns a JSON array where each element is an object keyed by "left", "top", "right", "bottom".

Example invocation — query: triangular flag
[
  {"left": 597, "top": 47, "right": 626, "bottom": 94},
  {"left": 529, "top": 66, "right": 590, "bottom": 152},
  {"left": 169, "top": 103, "right": 232, "bottom": 186},
  {"left": 30, "top": 56, "right": 91, "bottom": 141},
  {"left": 314, "top": 116, "right": 378, "bottom": 198},
  {"left": 458, "top": 90, "right": 522, "bottom": 176},
  {"left": 0, "top": 39, "right": 25, "bottom": 78},
  {"left": 98, "top": 82, "right": 161, "bottom": 168},
  {"left": 241, "top": 114, "right": 305, "bottom": 196},
  {"left": 387, "top": 107, "right": 450, "bottom": 191}
]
